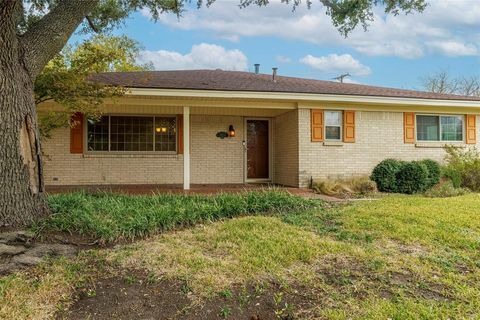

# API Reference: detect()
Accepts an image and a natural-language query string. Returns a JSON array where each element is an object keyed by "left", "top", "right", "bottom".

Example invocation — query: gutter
[{"left": 127, "top": 88, "right": 480, "bottom": 109}]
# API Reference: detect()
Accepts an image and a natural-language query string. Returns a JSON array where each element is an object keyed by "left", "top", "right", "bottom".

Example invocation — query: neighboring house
[{"left": 39, "top": 69, "right": 480, "bottom": 189}]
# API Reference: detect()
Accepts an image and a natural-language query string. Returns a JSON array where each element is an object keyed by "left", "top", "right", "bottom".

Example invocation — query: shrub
[
  {"left": 443, "top": 146, "right": 480, "bottom": 191},
  {"left": 313, "top": 176, "right": 376, "bottom": 198},
  {"left": 424, "top": 180, "right": 470, "bottom": 198},
  {"left": 370, "top": 159, "right": 404, "bottom": 192},
  {"left": 396, "top": 161, "right": 429, "bottom": 194},
  {"left": 441, "top": 166, "right": 463, "bottom": 188},
  {"left": 420, "top": 159, "right": 441, "bottom": 188}
]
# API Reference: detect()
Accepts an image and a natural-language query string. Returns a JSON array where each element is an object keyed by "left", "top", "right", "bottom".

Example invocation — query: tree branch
[
  {"left": 19, "top": 0, "right": 99, "bottom": 79},
  {"left": 86, "top": 15, "right": 100, "bottom": 33}
]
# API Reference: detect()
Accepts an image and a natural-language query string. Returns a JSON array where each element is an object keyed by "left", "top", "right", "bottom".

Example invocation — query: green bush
[
  {"left": 443, "top": 146, "right": 480, "bottom": 191},
  {"left": 370, "top": 159, "right": 404, "bottom": 192},
  {"left": 441, "top": 166, "right": 463, "bottom": 188},
  {"left": 35, "top": 190, "right": 318, "bottom": 243},
  {"left": 395, "top": 161, "right": 429, "bottom": 194},
  {"left": 424, "top": 180, "right": 470, "bottom": 198},
  {"left": 420, "top": 159, "right": 441, "bottom": 188}
]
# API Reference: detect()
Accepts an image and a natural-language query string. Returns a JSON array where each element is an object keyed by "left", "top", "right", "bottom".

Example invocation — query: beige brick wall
[
  {"left": 42, "top": 127, "right": 184, "bottom": 185},
  {"left": 298, "top": 109, "right": 480, "bottom": 187},
  {"left": 43, "top": 114, "right": 246, "bottom": 185},
  {"left": 43, "top": 106, "right": 480, "bottom": 188},
  {"left": 190, "top": 115, "right": 244, "bottom": 184},
  {"left": 273, "top": 110, "right": 299, "bottom": 187}
]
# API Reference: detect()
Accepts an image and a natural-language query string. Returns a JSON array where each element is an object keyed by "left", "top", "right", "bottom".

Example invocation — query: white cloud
[
  {"left": 300, "top": 54, "right": 371, "bottom": 76},
  {"left": 426, "top": 40, "right": 478, "bottom": 56},
  {"left": 275, "top": 55, "right": 292, "bottom": 63},
  {"left": 137, "top": 43, "right": 248, "bottom": 71},
  {"left": 147, "top": 0, "right": 480, "bottom": 59}
]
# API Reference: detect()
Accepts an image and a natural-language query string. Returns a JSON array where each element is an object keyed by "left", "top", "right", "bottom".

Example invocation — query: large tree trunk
[
  {"left": 1, "top": 0, "right": 99, "bottom": 227},
  {"left": 0, "top": 1, "right": 46, "bottom": 227}
]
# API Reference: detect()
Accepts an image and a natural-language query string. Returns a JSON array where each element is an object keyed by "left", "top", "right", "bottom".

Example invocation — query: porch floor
[{"left": 45, "top": 183, "right": 314, "bottom": 196}]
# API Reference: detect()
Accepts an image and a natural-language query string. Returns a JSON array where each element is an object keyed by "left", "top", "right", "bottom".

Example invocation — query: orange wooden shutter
[
  {"left": 311, "top": 109, "right": 324, "bottom": 142},
  {"left": 70, "top": 112, "right": 84, "bottom": 154},
  {"left": 177, "top": 114, "right": 184, "bottom": 154},
  {"left": 466, "top": 114, "right": 476, "bottom": 144},
  {"left": 404, "top": 112, "right": 415, "bottom": 144},
  {"left": 343, "top": 111, "right": 355, "bottom": 143}
]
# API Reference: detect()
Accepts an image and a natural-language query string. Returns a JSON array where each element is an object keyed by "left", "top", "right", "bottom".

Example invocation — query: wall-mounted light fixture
[
  {"left": 228, "top": 125, "right": 235, "bottom": 137},
  {"left": 216, "top": 131, "right": 228, "bottom": 139},
  {"left": 216, "top": 125, "right": 236, "bottom": 139}
]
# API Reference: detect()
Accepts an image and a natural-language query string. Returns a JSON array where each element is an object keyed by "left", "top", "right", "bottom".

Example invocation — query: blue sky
[{"left": 75, "top": 0, "right": 480, "bottom": 90}]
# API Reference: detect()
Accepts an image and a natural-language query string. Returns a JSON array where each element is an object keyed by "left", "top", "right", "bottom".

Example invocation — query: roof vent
[
  {"left": 272, "top": 67, "right": 278, "bottom": 82},
  {"left": 254, "top": 64, "right": 260, "bottom": 74}
]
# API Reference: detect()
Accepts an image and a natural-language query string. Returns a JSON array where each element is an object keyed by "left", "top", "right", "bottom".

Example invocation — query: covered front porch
[{"left": 41, "top": 94, "right": 301, "bottom": 188}]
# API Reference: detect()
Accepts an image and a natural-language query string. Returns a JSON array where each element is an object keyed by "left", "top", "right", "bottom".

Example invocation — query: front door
[{"left": 246, "top": 119, "right": 270, "bottom": 180}]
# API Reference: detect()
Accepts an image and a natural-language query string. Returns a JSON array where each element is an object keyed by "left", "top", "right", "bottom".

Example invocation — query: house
[{"left": 40, "top": 69, "right": 480, "bottom": 189}]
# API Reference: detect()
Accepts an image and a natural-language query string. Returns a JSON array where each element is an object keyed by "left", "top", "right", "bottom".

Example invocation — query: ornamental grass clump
[
  {"left": 36, "top": 189, "right": 317, "bottom": 243},
  {"left": 313, "top": 176, "right": 376, "bottom": 198}
]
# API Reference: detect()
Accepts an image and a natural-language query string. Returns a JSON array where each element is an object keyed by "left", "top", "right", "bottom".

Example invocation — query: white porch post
[{"left": 183, "top": 106, "right": 190, "bottom": 190}]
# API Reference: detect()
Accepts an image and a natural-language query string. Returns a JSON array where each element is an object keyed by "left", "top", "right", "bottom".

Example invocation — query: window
[
  {"left": 87, "top": 115, "right": 177, "bottom": 152},
  {"left": 416, "top": 115, "right": 463, "bottom": 142},
  {"left": 325, "top": 111, "right": 342, "bottom": 140}
]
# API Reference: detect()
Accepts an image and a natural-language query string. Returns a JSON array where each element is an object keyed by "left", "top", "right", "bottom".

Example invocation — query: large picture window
[
  {"left": 325, "top": 111, "right": 342, "bottom": 140},
  {"left": 416, "top": 115, "right": 463, "bottom": 142},
  {"left": 87, "top": 115, "right": 177, "bottom": 152}
]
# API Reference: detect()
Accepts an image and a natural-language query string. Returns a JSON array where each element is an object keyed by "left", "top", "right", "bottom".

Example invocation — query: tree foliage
[
  {"left": 21, "top": 0, "right": 428, "bottom": 37},
  {"left": 27, "top": 0, "right": 427, "bottom": 138},
  {"left": 35, "top": 35, "right": 152, "bottom": 138}
]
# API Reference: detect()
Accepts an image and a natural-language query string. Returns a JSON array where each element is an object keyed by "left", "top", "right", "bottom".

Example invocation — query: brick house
[{"left": 39, "top": 69, "right": 480, "bottom": 189}]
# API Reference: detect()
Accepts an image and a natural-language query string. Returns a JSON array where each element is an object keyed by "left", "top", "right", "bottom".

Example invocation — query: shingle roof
[{"left": 89, "top": 69, "right": 480, "bottom": 101}]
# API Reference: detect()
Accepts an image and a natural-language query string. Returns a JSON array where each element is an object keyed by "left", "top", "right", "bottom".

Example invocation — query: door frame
[{"left": 244, "top": 117, "right": 273, "bottom": 183}]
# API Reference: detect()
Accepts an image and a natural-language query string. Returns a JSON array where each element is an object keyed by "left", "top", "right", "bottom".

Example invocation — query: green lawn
[{"left": 2, "top": 192, "right": 480, "bottom": 319}]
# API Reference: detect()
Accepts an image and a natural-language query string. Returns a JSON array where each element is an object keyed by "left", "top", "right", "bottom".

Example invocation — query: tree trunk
[{"left": 1, "top": 1, "right": 47, "bottom": 227}]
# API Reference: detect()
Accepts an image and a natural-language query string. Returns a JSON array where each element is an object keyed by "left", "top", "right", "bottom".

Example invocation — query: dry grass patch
[
  {"left": 313, "top": 175, "right": 376, "bottom": 198},
  {"left": 0, "top": 258, "right": 88, "bottom": 320},
  {"left": 107, "top": 216, "right": 343, "bottom": 296}
]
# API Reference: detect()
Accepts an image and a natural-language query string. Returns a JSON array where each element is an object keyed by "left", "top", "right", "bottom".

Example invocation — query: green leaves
[
  {"left": 35, "top": 35, "right": 151, "bottom": 138},
  {"left": 23, "top": 0, "right": 428, "bottom": 37},
  {"left": 36, "top": 190, "right": 317, "bottom": 243}
]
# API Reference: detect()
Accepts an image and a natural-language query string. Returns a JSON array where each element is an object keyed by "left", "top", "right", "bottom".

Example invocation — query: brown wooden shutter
[
  {"left": 466, "top": 114, "right": 477, "bottom": 144},
  {"left": 343, "top": 111, "right": 355, "bottom": 143},
  {"left": 404, "top": 112, "right": 415, "bottom": 144},
  {"left": 70, "top": 112, "right": 84, "bottom": 154},
  {"left": 311, "top": 109, "right": 324, "bottom": 142},
  {"left": 177, "top": 114, "right": 184, "bottom": 154}
]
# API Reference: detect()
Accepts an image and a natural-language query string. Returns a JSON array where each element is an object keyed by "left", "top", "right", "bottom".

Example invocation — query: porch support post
[{"left": 183, "top": 106, "right": 190, "bottom": 190}]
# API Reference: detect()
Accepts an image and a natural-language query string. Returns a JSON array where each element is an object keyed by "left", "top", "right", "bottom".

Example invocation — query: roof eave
[{"left": 127, "top": 88, "right": 480, "bottom": 108}]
